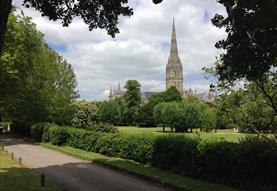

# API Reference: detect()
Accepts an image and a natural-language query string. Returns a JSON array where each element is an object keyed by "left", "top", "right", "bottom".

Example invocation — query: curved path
[{"left": 0, "top": 136, "right": 169, "bottom": 191}]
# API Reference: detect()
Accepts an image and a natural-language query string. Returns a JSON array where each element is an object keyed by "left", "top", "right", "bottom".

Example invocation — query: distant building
[
  {"left": 108, "top": 19, "right": 215, "bottom": 103},
  {"left": 166, "top": 19, "right": 183, "bottom": 95}
]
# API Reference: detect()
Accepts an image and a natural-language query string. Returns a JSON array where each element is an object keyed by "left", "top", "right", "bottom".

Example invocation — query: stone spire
[
  {"left": 170, "top": 18, "right": 178, "bottom": 57},
  {"left": 117, "top": 82, "right": 121, "bottom": 92},
  {"left": 166, "top": 18, "right": 184, "bottom": 95},
  {"left": 108, "top": 86, "right": 113, "bottom": 100}
]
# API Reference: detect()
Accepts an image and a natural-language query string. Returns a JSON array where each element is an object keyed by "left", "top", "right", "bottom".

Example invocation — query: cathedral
[
  {"left": 166, "top": 19, "right": 183, "bottom": 95},
  {"left": 108, "top": 20, "right": 214, "bottom": 102}
]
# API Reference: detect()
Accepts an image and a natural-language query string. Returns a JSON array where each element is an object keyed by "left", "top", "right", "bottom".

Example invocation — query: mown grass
[
  {"left": 41, "top": 143, "right": 239, "bottom": 191},
  {"left": 0, "top": 150, "right": 56, "bottom": 191},
  {"left": 116, "top": 126, "right": 247, "bottom": 142}
]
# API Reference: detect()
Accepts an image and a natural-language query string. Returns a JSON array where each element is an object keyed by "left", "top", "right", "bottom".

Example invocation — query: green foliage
[
  {"left": 88, "top": 122, "right": 119, "bottom": 134},
  {"left": 45, "top": 126, "right": 70, "bottom": 146},
  {"left": 21, "top": 0, "right": 133, "bottom": 38},
  {"left": 153, "top": 136, "right": 277, "bottom": 191},
  {"left": 124, "top": 80, "right": 141, "bottom": 108},
  {"left": 154, "top": 98, "right": 215, "bottom": 133},
  {"left": 71, "top": 100, "right": 99, "bottom": 129},
  {"left": 97, "top": 100, "right": 121, "bottom": 125},
  {"left": 137, "top": 103, "right": 156, "bottom": 127},
  {"left": 0, "top": 13, "right": 78, "bottom": 129},
  {"left": 35, "top": 123, "right": 277, "bottom": 190},
  {"left": 152, "top": 135, "right": 198, "bottom": 175},
  {"left": 30, "top": 122, "right": 52, "bottom": 142},
  {"left": 212, "top": 0, "right": 277, "bottom": 82},
  {"left": 121, "top": 134, "right": 154, "bottom": 163},
  {"left": 216, "top": 82, "right": 276, "bottom": 134},
  {"left": 201, "top": 106, "right": 216, "bottom": 132}
]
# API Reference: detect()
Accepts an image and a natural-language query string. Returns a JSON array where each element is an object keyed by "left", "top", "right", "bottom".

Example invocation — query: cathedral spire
[
  {"left": 117, "top": 82, "right": 121, "bottom": 92},
  {"left": 170, "top": 18, "right": 178, "bottom": 57}
]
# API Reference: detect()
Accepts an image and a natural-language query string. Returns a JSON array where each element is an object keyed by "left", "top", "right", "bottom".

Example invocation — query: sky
[{"left": 13, "top": 0, "right": 227, "bottom": 101}]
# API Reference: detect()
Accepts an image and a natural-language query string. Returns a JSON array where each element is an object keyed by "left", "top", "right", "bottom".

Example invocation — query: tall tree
[
  {"left": 0, "top": 13, "right": 78, "bottom": 129},
  {"left": 124, "top": 80, "right": 141, "bottom": 108},
  {"left": 212, "top": 0, "right": 277, "bottom": 112}
]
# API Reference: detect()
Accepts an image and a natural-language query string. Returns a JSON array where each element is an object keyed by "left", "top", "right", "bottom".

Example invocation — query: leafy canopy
[{"left": 212, "top": 0, "right": 277, "bottom": 82}]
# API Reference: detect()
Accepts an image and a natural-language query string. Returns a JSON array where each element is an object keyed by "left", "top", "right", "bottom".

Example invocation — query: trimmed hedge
[
  {"left": 32, "top": 123, "right": 277, "bottom": 191},
  {"left": 37, "top": 124, "right": 154, "bottom": 163},
  {"left": 153, "top": 136, "right": 277, "bottom": 191},
  {"left": 88, "top": 122, "right": 119, "bottom": 134}
]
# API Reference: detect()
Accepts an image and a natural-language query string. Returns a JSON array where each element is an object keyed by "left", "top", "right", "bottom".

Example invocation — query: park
[{"left": 0, "top": 0, "right": 276, "bottom": 191}]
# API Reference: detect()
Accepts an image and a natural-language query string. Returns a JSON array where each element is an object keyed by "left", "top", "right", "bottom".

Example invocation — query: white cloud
[{"left": 13, "top": 0, "right": 227, "bottom": 100}]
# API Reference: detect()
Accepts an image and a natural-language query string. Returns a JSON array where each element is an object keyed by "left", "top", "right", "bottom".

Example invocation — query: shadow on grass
[{"left": 0, "top": 167, "right": 54, "bottom": 191}]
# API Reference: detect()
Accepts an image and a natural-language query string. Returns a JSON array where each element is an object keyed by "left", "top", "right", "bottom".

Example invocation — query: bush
[
  {"left": 31, "top": 123, "right": 53, "bottom": 142},
  {"left": 95, "top": 133, "right": 123, "bottom": 156},
  {"left": 152, "top": 135, "right": 198, "bottom": 175},
  {"left": 88, "top": 123, "right": 119, "bottom": 134},
  {"left": 36, "top": 124, "right": 276, "bottom": 191},
  {"left": 66, "top": 128, "right": 88, "bottom": 149},
  {"left": 46, "top": 126, "right": 70, "bottom": 146},
  {"left": 121, "top": 134, "right": 154, "bottom": 163}
]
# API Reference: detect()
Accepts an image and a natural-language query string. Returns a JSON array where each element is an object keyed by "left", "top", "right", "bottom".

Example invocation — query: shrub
[
  {"left": 121, "top": 134, "right": 154, "bottom": 164},
  {"left": 88, "top": 123, "right": 119, "bottom": 134},
  {"left": 38, "top": 124, "right": 276, "bottom": 191},
  {"left": 71, "top": 100, "right": 99, "bottom": 129},
  {"left": 31, "top": 123, "right": 53, "bottom": 142},
  {"left": 94, "top": 133, "right": 123, "bottom": 156},
  {"left": 66, "top": 128, "right": 88, "bottom": 149},
  {"left": 47, "top": 126, "right": 70, "bottom": 146},
  {"left": 152, "top": 135, "right": 198, "bottom": 176}
]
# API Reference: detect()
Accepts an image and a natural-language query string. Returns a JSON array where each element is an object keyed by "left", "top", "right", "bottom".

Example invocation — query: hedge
[
  {"left": 38, "top": 124, "right": 154, "bottom": 164},
  {"left": 32, "top": 123, "right": 277, "bottom": 191}
]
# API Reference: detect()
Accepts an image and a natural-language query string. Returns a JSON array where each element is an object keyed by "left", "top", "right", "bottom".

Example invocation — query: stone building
[
  {"left": 166, "top": 19, "right": 183, "bottom": 95},
  {"left": 108, "top": 20, "right": 214, "bottom": 102}
]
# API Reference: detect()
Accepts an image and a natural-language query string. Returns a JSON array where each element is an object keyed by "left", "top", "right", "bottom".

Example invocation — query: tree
[
  {"left": 212, "top": 0, "right": 277, "bottom": 112},
  {"left": 178, "top": 98, "right": 203, "bottom": 133},
  {"left": 138, "top": 103, "right": 156, "bottom": 127},
  {"left": 139, "top": 86, "right": 182, "bottom": 127},
  {"left": 0, "top": 0, "right": 135, "bottom": 53},
  {"left": 97, "top": 100, "right": 121, "bottom": 125},
  {"left": 0, "top": 13, "right": 78, "bottom": 130},
  {"left": 124, "top": 80, "right": 141, "bottom": 108},
  {"left": 154, "top": 102, "right": 181, "bottom": 132},
  {"left": 216, "top": 82, "right": 276, "bottom": 137},
  {"left": 71, "top": 100, "right": 99, "bottom": 129}
]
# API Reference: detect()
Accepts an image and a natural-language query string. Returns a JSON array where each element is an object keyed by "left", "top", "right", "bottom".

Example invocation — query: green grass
[
  {"left": 41, "top": 143, "right": 239, "bottom": 191},
  {"left": 117, "top": 126, "right": 247, "bottom": 142},
  {"left": 0, "top": 150, "right": 56, "bottom": 191}
]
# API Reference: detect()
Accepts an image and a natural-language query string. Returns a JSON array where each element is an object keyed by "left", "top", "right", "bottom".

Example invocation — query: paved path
[{"left": 0, "top": 136, "right": 169, "bottom": 191}]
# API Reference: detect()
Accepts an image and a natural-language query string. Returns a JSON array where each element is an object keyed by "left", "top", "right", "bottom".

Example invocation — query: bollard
[
  {"left": 18, "top": 157, "right": 22, "bottom": 165},
  {"left": 1, "top": 145, "right": 3, "bottom": 151},
  {"left": 40, "top": 174, "right": 45, "bottom": 187},
  {"left": 11, "top": 152, "right": 14, "bottom": 160}
]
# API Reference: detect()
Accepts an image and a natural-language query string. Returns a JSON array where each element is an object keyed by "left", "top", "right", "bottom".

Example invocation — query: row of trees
[{"left": 0, "top": 12, "right": 78, "bottom": 131}]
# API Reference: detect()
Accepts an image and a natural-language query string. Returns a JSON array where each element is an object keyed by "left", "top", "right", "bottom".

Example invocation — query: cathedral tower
[{"left": 166, "top": 19, "right": 183, "bottom": 95}]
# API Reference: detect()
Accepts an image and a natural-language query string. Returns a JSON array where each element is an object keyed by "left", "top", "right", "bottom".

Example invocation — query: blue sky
[{"left": 14, "top": 0, "right": 226, "bottom": 101}]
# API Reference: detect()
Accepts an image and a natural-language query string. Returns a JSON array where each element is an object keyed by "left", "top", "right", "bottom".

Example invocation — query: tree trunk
[
  {"left": 162, "top": 124, "right": 165, "bottom": 132},
  {"left": 0, "top": 0, "right": 12, "bottom": 54}
]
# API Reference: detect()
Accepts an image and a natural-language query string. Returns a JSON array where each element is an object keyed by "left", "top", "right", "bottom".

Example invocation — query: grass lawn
[
  {"left": 42, "top": 143, "right": 239, "bottom": 191},
  {"left": 116, "top": 126, "right": 247, "bottom": 142},
  {"left": 0, "top": 150, "right": 56, "bottom": 191}
]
